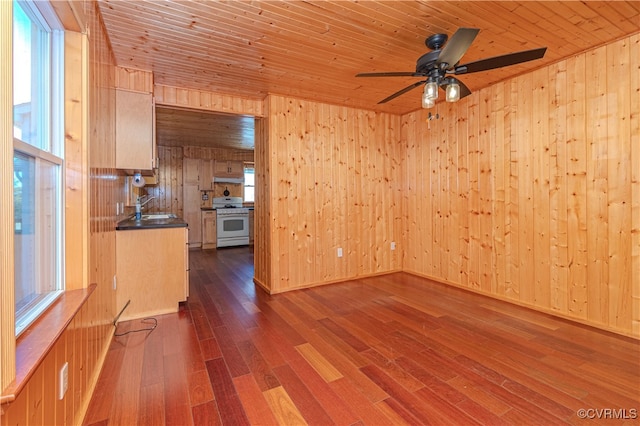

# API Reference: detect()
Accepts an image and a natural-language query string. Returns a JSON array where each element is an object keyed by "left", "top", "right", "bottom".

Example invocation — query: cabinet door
[
  {"left": 183, "top": 158, "right": 201, "bottom": 186},
  {"left": 116, "top": 90, "right": 155, "bottom": 170},
  {"left": 184, "top": 184, "right": 202, "bottom": 246},
  {"left": 228, "top": 161, "right": 244, "bottom": 177},
  {"left": 213, "top": 160, "right": 244, "bottom": 178},
  {"left": 200, "top": 159, "right": 214, "bottom": 190},
  {"left": 201, "top": 211, "right": 217, "bottom": 249},
  {"left": 213, "top": 160, "right": 230, "bottom": 175}
]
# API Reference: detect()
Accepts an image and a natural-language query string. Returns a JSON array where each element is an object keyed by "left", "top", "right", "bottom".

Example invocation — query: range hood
[{"left": 213, "top": 176, "right": 244, "bottom": 184}]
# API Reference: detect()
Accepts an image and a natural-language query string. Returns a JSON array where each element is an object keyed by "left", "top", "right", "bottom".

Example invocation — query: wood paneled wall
[
  {"left": 1, "top": 293, "right": 102, "bottom": 425},
  {"left": 183, "top": 146, "right": 254, "bottom": 161},
  {"left": 2, "top": 1, "right": 119, "bottom": 423},
  {"left": 254, "top": 116, "right": 270, "bottom": 290},
  {"left": 154, "top": 84, "right": 264, "bottom": 117},
  {"left": 256, "top": 95, "right": 403, "bottom": 293},
  {"left": 0, "top": 0, "right": 15, "bottom": 393},
  {"left": 145, "top": 146, "right": 184, "bottom": 216},
  {"left": 115, "top": 67, "right": 153, "bottom": 93},
  {"left": 402, "top": 34, "right": 640, "bottom": 338}
]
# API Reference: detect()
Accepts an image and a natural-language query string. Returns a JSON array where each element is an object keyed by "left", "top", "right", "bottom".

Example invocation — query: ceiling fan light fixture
[
  {"left": 446, "top": 82, "right": 460, "bottom": 102},
  {"left": 425, "top": 81, "right": 439, "bottom": 100},
  {"left": 422, "top": 92, "right": 435, "bottom": 109},
  {"left": 356, "top": 27, "right": 547, "bottom": 107}
]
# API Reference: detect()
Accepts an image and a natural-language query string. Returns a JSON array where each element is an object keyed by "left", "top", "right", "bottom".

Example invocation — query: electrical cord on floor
[
  {"left": 114, "top": 317, "right": 158, "bottom": 337},
  {"left": 112, "top": 299, "right": 158, "bottom": 336}
]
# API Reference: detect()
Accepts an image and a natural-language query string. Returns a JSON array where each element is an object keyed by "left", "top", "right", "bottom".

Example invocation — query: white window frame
[
  {"left": 13, "top": 0, "right": 65, "bottom": 336},
  {"left": 243, "top": 162, "right": 255, "bottom": 203}
]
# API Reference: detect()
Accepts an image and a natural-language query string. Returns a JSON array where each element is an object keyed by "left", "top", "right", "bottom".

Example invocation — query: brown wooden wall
[
  {"left": 2, "top": 1, "right": 119, "bottom": 424},
  {"left": 154, "top": 84, "right": 264, "bottom": 117},
  {"left": 254, "top": 116, "right": 271, "bottom": 290},
  {"left": 146, "top": 146, "right": 184, "bottom": 216},
  {"left": 183, "top": 146, "right": 255, "bottom": 161},
  {"left": 0, "top": 0, "right": 14, "bottom": 394},
  {"left": 402, "top": 34, "right": 640, "bottom": 338},
  {"left": 257, "top": 95, "right": 403, "bottom": 293}
]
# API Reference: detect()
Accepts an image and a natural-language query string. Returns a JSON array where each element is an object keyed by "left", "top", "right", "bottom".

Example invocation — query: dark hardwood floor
[{"left": 84, "top": 246, "right": 639, "bottom": 425}]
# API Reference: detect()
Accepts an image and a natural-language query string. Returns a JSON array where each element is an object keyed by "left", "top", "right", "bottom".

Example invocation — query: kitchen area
[
  {"left": 183, "top": 156, "right": 255, "bottom": 250},
  {"left": 114, "top": 95, "right": 255, "bottom": 322}
]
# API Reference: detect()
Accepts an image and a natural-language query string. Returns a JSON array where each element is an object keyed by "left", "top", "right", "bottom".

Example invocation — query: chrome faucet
[
  {"left": 135, "top": 195, "right": 156, "bottom": 220},
  {"left": 139, "top": 195, "right": 156, "bottom": 207}
]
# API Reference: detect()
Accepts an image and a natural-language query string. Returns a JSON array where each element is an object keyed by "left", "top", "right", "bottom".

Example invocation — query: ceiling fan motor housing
[{"left": 416, "top": 51, "right": 441, "bottom": 74}]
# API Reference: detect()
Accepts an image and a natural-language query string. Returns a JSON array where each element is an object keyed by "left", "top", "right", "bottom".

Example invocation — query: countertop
[{"left": 116, "top": 215, "right": 188, "bottom": 230}]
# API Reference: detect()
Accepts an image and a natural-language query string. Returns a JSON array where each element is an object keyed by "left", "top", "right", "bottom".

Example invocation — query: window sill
[{"left": 0, "top": 284, "right": 96, "bottom": 404}]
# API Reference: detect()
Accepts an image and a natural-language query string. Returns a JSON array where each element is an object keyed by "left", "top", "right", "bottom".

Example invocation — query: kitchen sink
[{"left": 140, "top": 214, "right": 177, "bottom": 220}]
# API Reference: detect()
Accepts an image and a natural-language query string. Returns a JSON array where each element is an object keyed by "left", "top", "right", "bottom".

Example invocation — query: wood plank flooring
[{"left": 84, "top": 247, "right": 640, "bottom": 425}]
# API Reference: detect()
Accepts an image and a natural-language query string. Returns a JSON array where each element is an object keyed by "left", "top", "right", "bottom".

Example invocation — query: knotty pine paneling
[
  {"left": 0, "top": 0, "right": 15, "bottom": 393},
  {"left": 2, "top": 1, "right": 118, "bottom": 424},
  {"left": 115, "top": 66, "right": 153, "bottom": 93},
  {"left": 87, "top": 0, "right": 118, "bottom": 400},
  {"left": 98, "top": 1, "right": 640, "bottom": 116},
  {"left": 631, "top": 34, "right": 640, "bottom": 336},
  {"left": 402, "top": 34, "right": 640, "bottom": 338},
  {"left": 254, "top": 115, "right": 270, "bottom": 291},
  {"left": 155, "top": 84, "right": 264, "bottom": 117},
  {"left": 183, "top": 146, "right": 254, "bottom": 161},
  {"left": 260, "top": 95, "right": 402, "bottom": 294},
  {"left": 144, "top": 146, "right": 184, "bottom": 216}
]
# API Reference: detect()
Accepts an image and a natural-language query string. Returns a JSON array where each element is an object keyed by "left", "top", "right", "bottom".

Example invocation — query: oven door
[{"left": 217, "top": 214, "right": 249, "bottom": 247}]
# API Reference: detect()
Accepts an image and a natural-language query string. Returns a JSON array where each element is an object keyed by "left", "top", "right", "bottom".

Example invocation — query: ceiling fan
[{"left": 356, "top": 28, "right": 547, "bottom": 107}]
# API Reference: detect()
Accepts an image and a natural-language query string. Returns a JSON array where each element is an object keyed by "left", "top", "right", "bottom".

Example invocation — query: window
[
  {"left": 13, "top": 0, "right": 64, "bottom": 336},
  {"left": 243, "top": 163, "right": 255, "bottom": 202}
]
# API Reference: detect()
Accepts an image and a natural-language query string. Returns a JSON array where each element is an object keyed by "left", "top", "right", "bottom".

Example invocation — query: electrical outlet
[
  {"left": 337, "top": 247, "right": 343, "bottom": 258},
  {"left": 391, "top": 241, "right": 396, "bottom": 250},
  {"left": 59, "top": 362, "right": 68, "bottom": 400}
]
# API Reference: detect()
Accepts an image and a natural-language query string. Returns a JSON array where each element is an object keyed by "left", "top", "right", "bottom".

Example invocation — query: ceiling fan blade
[
  {"left": 356, "top": 71, "right": 419, "bottom": 77},
  {"left": 378, "top": 80, "right": 426, "bottom": 104},
  {"left": 437, "top": 28, "right": 480, "bottom": 69},
  {"left": 457, "top": 79, "right": 472, "bottom": 99},
  {"left": 454, "top": 47, "right": 547, "bottom": 74}
]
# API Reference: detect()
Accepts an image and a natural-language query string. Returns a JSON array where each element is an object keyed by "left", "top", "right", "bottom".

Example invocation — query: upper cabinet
[
  {"left": 200, "top": 159, "right": 215, "bottom": 190},
  {"left": 183, "top": 158, "right": 201, "bottom": 186},
  {"left": 116, "top": 89, "right": 156, "bottom": 171},
  {"left": 214, "top": 160, "right": 244, "bottom": 178}
]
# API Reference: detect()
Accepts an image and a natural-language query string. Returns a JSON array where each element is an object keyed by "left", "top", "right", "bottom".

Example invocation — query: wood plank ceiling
[
  {"left": 98, "top": 0, "right": 640, "bottom": 147},
  {"left": 155, "top": 107, "right": 256, "bottom": 150}
]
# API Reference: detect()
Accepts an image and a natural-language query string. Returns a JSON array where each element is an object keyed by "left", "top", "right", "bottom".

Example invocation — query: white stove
[{"left": 212, "top": 197, "right": 249, "bottom": 247}]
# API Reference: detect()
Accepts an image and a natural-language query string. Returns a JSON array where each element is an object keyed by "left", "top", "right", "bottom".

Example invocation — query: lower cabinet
[
  {"left": 202, "top": 210, "right": 217, "bottom": 249},
  {"left": 184, "top": 184, "right": 202, "bottom": 247},
  {"left": 116, "top": 227, "right": 189, "bottom": 322}
]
